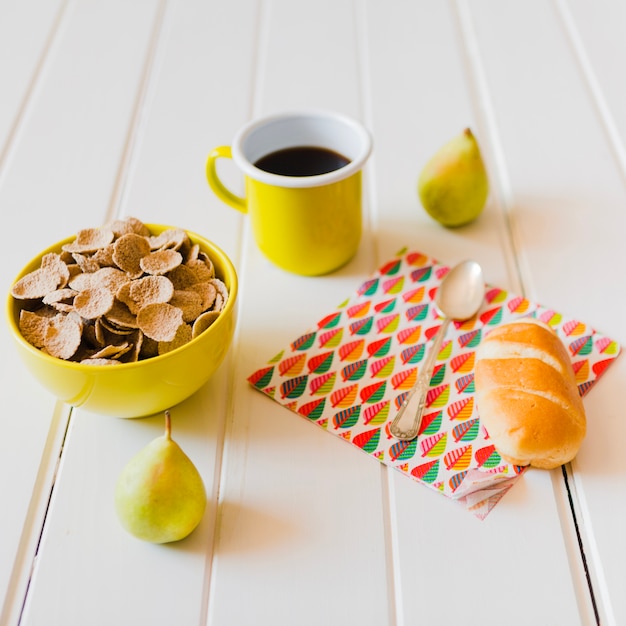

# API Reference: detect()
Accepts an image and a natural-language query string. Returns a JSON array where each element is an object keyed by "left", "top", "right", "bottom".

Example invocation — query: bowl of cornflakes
[{"left": 6, "top": 217, "right": 238, "bottom": 417}]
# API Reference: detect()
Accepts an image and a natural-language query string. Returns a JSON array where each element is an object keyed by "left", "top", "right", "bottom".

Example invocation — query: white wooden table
[{"left": 1, "top": 1, "right": 625, "bottom": 625}]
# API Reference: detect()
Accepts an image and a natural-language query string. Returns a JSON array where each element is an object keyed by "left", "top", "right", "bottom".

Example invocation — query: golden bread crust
[{"left": 475, "top": 318, "right": 586, "bottom": 469}]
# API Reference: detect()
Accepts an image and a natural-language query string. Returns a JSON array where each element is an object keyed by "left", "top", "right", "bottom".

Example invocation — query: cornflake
[{"left": 11, "top": 217, "right": 228, "bottom": 365}]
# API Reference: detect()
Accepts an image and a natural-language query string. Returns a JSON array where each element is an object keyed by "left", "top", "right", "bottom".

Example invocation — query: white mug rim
[{"left": 231, "top": 110, "right": 372, "bottom": 188}]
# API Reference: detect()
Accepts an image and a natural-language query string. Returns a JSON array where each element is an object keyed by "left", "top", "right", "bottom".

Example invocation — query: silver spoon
[{"left": 389, "top": 260, "right": 484, "bottom": 441}]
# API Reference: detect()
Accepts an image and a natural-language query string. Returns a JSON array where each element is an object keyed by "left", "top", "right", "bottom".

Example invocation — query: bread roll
[{"left": 474, "top": 317, "right": 586, "bottom": 469}]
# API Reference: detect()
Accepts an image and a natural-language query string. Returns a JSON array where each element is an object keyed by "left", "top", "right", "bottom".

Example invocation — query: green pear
[
  {"left": 418, "top": 128, "right": 489, "bottom": 227},
  {"left": 115, "top": 411, "right": 206, "bottom": 543}
]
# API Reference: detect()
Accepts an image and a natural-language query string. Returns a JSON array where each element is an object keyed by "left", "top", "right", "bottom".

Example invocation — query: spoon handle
[{"left": 389, "top": 317, "right": 451, "bottom": 441}]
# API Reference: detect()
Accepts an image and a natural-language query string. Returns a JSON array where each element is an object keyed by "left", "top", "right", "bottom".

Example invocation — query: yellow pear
[
  {"left": 114, "top": 411, "right": 206, "bottom": 543},
  {"left": 418, "top": 128, "right": 489, "bottom": 227}
]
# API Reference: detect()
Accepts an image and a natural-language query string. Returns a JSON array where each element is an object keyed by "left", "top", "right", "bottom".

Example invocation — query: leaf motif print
[
  {"left": 596, "top": 337, "right": 619, "bottom": 355},
  {"left": 578, "top": 380, "right": 596, "bottom": 396},
  {"left": 379, "top": 259, "right": 402, "bottom": 275},
  {"left": 444, "top": 445, "right": 473, "bottom": 471},
  {"left": 454, "top": 373, "right": 475, "bottom": 393},
  {"left": 391, "top": 368, "right": 417, "bottom": 390},
  {"left": 447, "top": 397, "right": 474, "bottom": 420},
  {"left": 338, "top": 339, "right": 365, "bottom": 361},
  {"left": 458, "top": 328, "right": 481, "bottom": 348},
  {"left": 367, "top": 337, "right": 392, "bottom": 358},
  {"left": 406, "top": 252, "right": 429, "bottom": 266},
  {"left": 485, "top": 287, "right": 507, "bottom": 304},
  {"left": 569, "top": 336, "right": 593, "bottom": 356},
  {"left": 318, "top": 327, "right": 343, "bottom": 348},
  {"left": 452, "top": 418, "right": 480, "bottom": 442},
  {"left": 360, "top": 380, "right": 387, "bottom": 404},
  {"left": 396, "top": 326, "right": 422, "bottom": 345},
  {"left": 437, "top": 340, "right": 453, "bottom": 361},
  {"left": 298, "top": 398, "right": 326, "bottom": 420},
  {"left": 410, "top": 266, "right": 432, "bottom": 282},
  {"left": 382, "top": 275, "right": 404, "bottom": 294},
  {"left": 370, "top": 355, "right": 395, "bottom": 378},
  {"left": 248, "top": 366, "right": 274, "bottom": 389},
  {"left": 426, "top": 384, "right": 449, "bottom": 408},
  {"left": 280, "top": 375, "right": 308, "bottom": 399},
  {"left": 475, "top": 444, "right": 502, "bottom": 468},
  {"left": 402, "top": 286, "right": 425, "bottom": 303},
  {"left": 317, "top": 311, "right": 342, "bottom": 329},
  {"left": 309, "top": 372, "right": 336, "bottom": 395},
  {"left": 592, "top": 359, "right": 613, "bottom": 377},
  {"left": 430, "top": 363, "right": 446, "bottom": 386},
  {"left": 374, "top": 297, "right": 397, "bottom": 313},
  {"left": 420, "top": 432, "right": 447, "bottom": 457},
  {"left": 400, "top": 343, "right": 425, "bottom": 364},
  {"left": 279, "top": 353, "right": 306, "bottom": 377},
  {"left": 411, "top": 459, "right": 439, "bottom": 483},
  {"left": 571, "top": 360, "right": 589, "bottom": 383},
  {"left": 341, "top": 359, "right": 368, "bottom": 381},
  {"left": 333, "top": 405, "right": 361, "bottom": 429},
  {"left": 330, "top": 384, "right": 359, "bottom": 408},
  {"left": 291, "top": 332, "right": 316, "bottom": 351},
  {"left": 449, "top": 470, "right": 468, "bottom": 492},
  {"left": 357, "top": 277, "right": 379, "bottom": 296},
  {"left": 349, "top": 316, "right": 374, "bottom": 335},
  {"left": 420, "top": 410, "right": 443, "bottom": 436},
  {"left": 480, "top": 306, "right": 503, "bottom": 326},
  {"left": 376, "top": 313, "right": 400, "bottom": 333},
  {"left": 308, "top": 351, "right": 334, "bottom": 374},
  {"left": 389, "top": 438, "right": 418, "bottom": 462},
  {"left": 352, "top": 427, "right": 381, "bottom": 453},
  {"left": 507, "top": 295, "right": 530, "bottom": 314},
  {"left": 539, "top": 310, "right": 562, "bottom": 326},
  {"left": 406, "top": 303, "right": 429, "bottom": 322},
  {"left": 450, "top": 351, "right": 475, "bottom": 373},
  {"left": 562, "top": 320, "right": 586, "bottom": 336},
  {"left": 347, "top": 300, "right": 371, "bottom": 318},
  {"left": 363, "top": 401, "right": 390, "bottom": 425}
]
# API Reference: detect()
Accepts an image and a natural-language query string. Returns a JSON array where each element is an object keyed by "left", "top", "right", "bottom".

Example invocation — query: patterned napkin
[{"left": 248, "top": 249, "right": 621, "bottom": 518}]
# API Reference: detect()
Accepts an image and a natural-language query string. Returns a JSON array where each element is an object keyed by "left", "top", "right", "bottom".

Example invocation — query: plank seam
[
  {"left": 357, "top": 2, "right": 396, "bottom": 623},
  {"left": 554, "top": 0, "right": 626, "bottom": 187},
  {"left": 569, "top": 464, "right": 617, "bottom": 626},
  {"left": 204, "top": 3, "right": 266, "bottom": 624},
  {"left": 0, "top": 404, "right": 71, "bottom": 626},
  {"left": 455, "top": 1, "right": 605, "bottom": 623},
  {"left": 106, "top": 0, "right": 169, "bottom": 223},
  {"left": 452, "top": 0, "right": 529, "bottom": 299},
  {"left": 560, "top": 465, "right": 601, "bottom": 625}
]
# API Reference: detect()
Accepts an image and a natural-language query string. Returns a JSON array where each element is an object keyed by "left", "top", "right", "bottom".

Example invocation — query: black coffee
[{"left": 254, "top": 146, "right": 350, "bottom": 176}]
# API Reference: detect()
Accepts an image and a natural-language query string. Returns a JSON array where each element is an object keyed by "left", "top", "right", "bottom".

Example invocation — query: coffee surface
[{"left": 254, "top": 146, "right": 350, "bottom": 176}]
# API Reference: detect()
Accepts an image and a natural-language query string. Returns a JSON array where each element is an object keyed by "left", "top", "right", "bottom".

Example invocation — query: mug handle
[{"left": 205, "top": 146, "right": 247, "bottom": 213}]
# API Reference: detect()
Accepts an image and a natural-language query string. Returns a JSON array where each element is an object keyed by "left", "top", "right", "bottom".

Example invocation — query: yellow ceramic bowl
[{"left": 6, "top": 224, "right": 238, "bottom": 418}]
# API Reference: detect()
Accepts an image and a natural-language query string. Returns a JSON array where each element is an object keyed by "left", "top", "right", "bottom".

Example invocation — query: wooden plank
[
  {"left": 0, "top": 0, "right": 75, "bottom": 617},
  {"left": 0, "top": 0, "right": 65, "bottom": 152},
  {"left": 550, "top": 2, "right": 626, "bottom": 624},
  {"left": 206, "top": 1, "right": 392, "bottom": 624},
  {"left": 466, "top": 0, "right": 626, "bottom": 624},
  {"left": 1, "top": 0, "right": 163, "bottom": 623},
  {"left": 17, "top": 0, "right": 259, "bottom": 624},
  {"left": 367, "top": 0, "right": 591, "bottom": 623}
]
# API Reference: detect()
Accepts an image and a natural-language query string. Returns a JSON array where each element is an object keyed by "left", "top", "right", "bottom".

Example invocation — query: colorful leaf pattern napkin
[{"left": 248, "top": 250, "right": 621, "bottom": 518}]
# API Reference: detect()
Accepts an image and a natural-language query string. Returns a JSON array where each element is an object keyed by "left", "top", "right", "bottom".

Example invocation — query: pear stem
[{"left": 164, "top": 410, "right": 172, "bottom": 440}]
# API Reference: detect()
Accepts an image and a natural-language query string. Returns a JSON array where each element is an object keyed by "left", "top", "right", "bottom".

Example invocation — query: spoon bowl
[
  {"left": 389, "top": 259, "right": 484, "bottom": 441},
  {"left": 435, "top": 260, "right": 485, "bottom": 320}
]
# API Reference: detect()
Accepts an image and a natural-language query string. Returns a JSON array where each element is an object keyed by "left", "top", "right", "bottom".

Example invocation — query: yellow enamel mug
[{"left": 206, "top": 111, "right": 372, "bottom": 276}]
